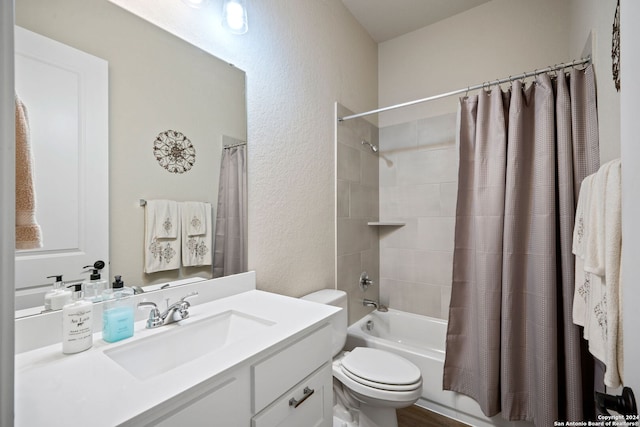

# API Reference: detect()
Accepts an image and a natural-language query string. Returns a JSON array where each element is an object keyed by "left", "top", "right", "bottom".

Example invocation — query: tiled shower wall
[
  {"left": 336, "top": 104, "right": 380, "bottom": 325},
  {"left": 378, "top": 112, "right": 458, "bottom": 320}
]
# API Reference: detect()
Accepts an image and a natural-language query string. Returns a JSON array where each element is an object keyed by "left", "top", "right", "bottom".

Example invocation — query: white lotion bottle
[
  {"left": 62, "top": 283, "right": 94, "bottom": 354},
  {"left": 44, "top": 274, "right": 72, "bottom": 311}
]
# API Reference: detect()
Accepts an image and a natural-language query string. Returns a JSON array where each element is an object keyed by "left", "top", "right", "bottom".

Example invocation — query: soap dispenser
[
  {"left": 82, "top": 260, "right": 108, "bottom": 302},
  {"left": 44, "top": 275, "right": 72, "bottom": 311},
  {"left": 62, "top": 283, "right": 94, "bottom": 354},
  {"left": 102, "top": 275, "right": 134, "bottom": 343}
]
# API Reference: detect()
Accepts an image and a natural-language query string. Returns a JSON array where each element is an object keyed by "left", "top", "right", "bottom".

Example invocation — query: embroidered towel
[
  {"left": 572, "top": 175, "right": 593, "bottom": 327},
  {"left": 15, "top": 94, "right": 43, "bottom": 249},
  {"left": 571, "top": 160, "right": 624, "bottom": 387},
  {"left": 183, "top": 201, "right": 207, "bottom": 236},
  {"left": 144, "top": 200, "right": 181, "bottom": 273},
  {"left": 153, "top": 199, "right": 179, "bottom": 238},
  {"left": 572, "top": 173, "right": 606, "bottom": 363},
  {"left": 181, "top": 202, "right": 212, "bottom": 267}
]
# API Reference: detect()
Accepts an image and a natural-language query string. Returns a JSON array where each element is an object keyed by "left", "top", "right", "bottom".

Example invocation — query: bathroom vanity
[{"left": 14, "top": 273, "right": 339, "bottom": 426}]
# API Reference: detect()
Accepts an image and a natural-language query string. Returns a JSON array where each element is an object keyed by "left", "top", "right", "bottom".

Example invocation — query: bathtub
[{"left": 345, "top": 309, "right": 532, "bottom": 427}]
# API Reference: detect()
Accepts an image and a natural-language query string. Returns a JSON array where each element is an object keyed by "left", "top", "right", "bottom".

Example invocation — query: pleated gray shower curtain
[
  {"left": 213, "top": 145, "right": 247, "bottom": 278},
  {"left": 443, "top": 65, "right": 600, "bottom": 426}
]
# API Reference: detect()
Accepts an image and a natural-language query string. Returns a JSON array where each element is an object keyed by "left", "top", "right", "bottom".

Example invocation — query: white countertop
[{"left": 15, "top": 290, "right": 339, "bottom": 427}]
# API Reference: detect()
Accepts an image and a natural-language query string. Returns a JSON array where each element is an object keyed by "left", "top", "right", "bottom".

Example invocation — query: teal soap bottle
[{"left": 102, "top": 275, "right": 134, "bottom": 343}]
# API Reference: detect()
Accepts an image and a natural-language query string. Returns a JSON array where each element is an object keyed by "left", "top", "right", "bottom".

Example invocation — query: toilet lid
[{"left": 341, "top": 348, "right": 421, "bottom": 387}]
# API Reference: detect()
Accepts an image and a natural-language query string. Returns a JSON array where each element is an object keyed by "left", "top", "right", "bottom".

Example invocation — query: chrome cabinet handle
[{"left": 289, "top": 387, "right": 314, "bottom": 409}]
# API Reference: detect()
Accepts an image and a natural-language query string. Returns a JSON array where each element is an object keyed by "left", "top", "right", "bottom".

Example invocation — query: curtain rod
[
  {"left": 224, "top": 141, "right": 246, "bottom": 149},
  {"left": 338, "top": 56, "right": 591, "bottom": 122}
]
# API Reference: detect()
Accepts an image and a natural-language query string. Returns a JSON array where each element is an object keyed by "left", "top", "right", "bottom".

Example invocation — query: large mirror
[{"left": 15, "top": 0, "right": 247, "bottom": 316}]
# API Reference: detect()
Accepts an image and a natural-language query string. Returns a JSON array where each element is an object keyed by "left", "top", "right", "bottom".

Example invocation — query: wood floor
[{"left": 397, "top": 405, "right": 471, "bottom": 427}]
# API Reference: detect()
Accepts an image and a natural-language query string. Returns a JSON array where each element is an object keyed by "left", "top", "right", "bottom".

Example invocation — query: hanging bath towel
[
  {"left": 144, "top": 200, "right": 181, "bottom": 273},
  {"left": 572, "top": 174, "right": 594, "bottom": 327},
  {"left": 181, "top": 201, "right": 212, "bottom": 267},
  {"left": 15, "top": 94, "right": 43, "bottom": 249}
]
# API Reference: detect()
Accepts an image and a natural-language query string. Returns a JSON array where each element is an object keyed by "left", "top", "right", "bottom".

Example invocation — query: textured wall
[
  {"left": 107, "top": 0, "right": 379, "bottom": 296},
  {"left": 336, "top": 104, "right": 379, "bottom": 325}
]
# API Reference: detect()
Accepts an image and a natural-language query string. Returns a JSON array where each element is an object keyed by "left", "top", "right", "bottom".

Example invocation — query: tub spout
[{"left": 363, "top": 298, "right": 388, "bottom": 312}]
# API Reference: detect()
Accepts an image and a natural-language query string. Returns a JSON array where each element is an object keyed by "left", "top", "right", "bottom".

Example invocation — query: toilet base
[
  {"left": 358, "top": 404, "right": 398, "bottom": 427},
  {"left": 332, "top": 403, "right": 398, "bottom": 427}
]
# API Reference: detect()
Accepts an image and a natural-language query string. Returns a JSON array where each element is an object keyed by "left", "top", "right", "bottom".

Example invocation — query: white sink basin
[{"left": 104, "top": 310, "right": 275, "bottom": 380}]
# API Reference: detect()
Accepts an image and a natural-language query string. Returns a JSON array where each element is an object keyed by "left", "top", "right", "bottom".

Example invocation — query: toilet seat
[
  {"left": 341, "top": 347, "right": 421, "bottom": 391},
  {"left": 341, "top": 367, "right": 421, "bottom": 392},
  {"left": 333, "top": 361, "right": 422, "bottom": 407},
  {"left": 332, "top": 347, "right": 422, "bottom": 407}
]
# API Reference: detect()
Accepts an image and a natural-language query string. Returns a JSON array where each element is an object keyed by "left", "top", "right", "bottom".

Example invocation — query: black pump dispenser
[
  {"left": 112, "top": 275, "right": 124, "bottom": 289},
  {"left": 83, "top": 260, "right": 106, "bottom": 280},
  {"left": 66, "top": 282, "right": 84, "bottom": 300},
  {"left": 67, "top": 283, "right": 82, "bottom": 293},
  {"left": 47, "top": 275, "right": 63, "bottom": 283}
]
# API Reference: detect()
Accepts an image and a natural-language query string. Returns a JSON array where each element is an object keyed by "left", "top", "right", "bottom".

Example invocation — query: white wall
[
  {"left": 106, "top": 0, "right": 379, "bottom": 296},
  {"left": 620, "top": 0, "right": 640, "bottom": 394}
]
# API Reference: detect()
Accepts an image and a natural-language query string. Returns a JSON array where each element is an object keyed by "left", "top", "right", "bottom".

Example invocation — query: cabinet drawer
[
  {"left": 252, "top": 363, "right": 332, "bottom": 427},
  {"left": 253, "top": 324, "right": 331, "bottom": 413}
]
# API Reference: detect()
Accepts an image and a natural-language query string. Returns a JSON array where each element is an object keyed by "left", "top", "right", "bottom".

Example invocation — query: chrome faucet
[
  {"left": 138, "top": 291, "right": 199, "bottom": 329},
  {"left": 363, "top": 298, "right": 388, "bottom": 312}
]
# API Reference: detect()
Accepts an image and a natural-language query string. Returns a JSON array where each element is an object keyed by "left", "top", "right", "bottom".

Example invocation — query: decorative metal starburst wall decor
[
  {"left": 153, "top": 130, "right": 196, "bottom": 174},
  {"left": 612, "top": 0, "right": 620, "bottom": 92}
]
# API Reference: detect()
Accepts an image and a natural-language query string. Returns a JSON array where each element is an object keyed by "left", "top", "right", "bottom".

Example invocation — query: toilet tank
[{"left": 301, "top": 289, "right": 347, "bottom": 357}]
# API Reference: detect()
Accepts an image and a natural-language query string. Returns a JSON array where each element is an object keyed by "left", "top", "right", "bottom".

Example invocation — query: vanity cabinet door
[
  {"left": 144, "top": 369, "right": 251, "bottom": 427},
  {"left": 251, "top": 363, "right": 332, "bottom": 427},
  {"left": 253, "top": 324, "right": 332, "bottom": 413}
]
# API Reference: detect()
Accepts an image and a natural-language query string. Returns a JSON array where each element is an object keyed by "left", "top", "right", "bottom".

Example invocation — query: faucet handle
[
  {"left": 180, "top": 291, "right": 199, "bottom": 303},
  {"left": 138, "top": 301, "right": 163, "bottom": 328},
  {"left": 171, "top": 292, "right": 198, "bottom": 322},
  {"left": 179, "top": 292, "right": 199, "bottom": 308}
]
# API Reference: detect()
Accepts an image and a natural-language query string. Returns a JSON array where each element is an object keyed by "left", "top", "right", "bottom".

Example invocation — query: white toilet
[{"left": 301, "top": 290, "right": 422, "bottom": 427}]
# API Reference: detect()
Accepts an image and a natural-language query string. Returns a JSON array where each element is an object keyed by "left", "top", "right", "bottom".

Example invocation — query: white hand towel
[
  {"left": 144, "top": 200, "right": 181, "bottom": 273},
  {"left": 181, "top": 202, "right": 212, "bottom": 267},
  {"left": 572, "top": 172, "right": 606, "bottom": 364},
  {"left": 572, "top": 159, "right": 624, "bottom": 387},
  {"left": 572, "top": 175, "right": 593, "bottom": 326},
  {"left": 602, "top": 159, "right": 622, "bottom": 388},
  {"left": 183, "top": 201, "right": 207, "bottom": 236},
  {"left": 152, "top": 199, "right": 179, "bottom": 239},
  {"left": 583, "top": 162, "right": 614, "bottom": 276}
]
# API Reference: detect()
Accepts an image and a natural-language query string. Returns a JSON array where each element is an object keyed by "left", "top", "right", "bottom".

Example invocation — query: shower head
[{"left": 361, "top": 140, "right": 378, "bottom": 153}]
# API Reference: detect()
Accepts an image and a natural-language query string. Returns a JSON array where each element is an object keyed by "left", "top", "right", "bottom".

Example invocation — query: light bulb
[{"left": 222, "top": 0, "right": 248, "bottom": 34}]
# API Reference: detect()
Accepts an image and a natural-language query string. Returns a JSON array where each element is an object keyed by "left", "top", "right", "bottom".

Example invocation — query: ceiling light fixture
[{"left": 222, "top": 0, "right": 248, "bottom": 34}]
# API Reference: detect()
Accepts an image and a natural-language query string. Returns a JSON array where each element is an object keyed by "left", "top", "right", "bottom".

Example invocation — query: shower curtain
[
  {"left": 213, "top": 144, "right": 247, "bottom": 278},
  {"left": 443, "top": 65, "right": 599, "bottom": 425}
]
